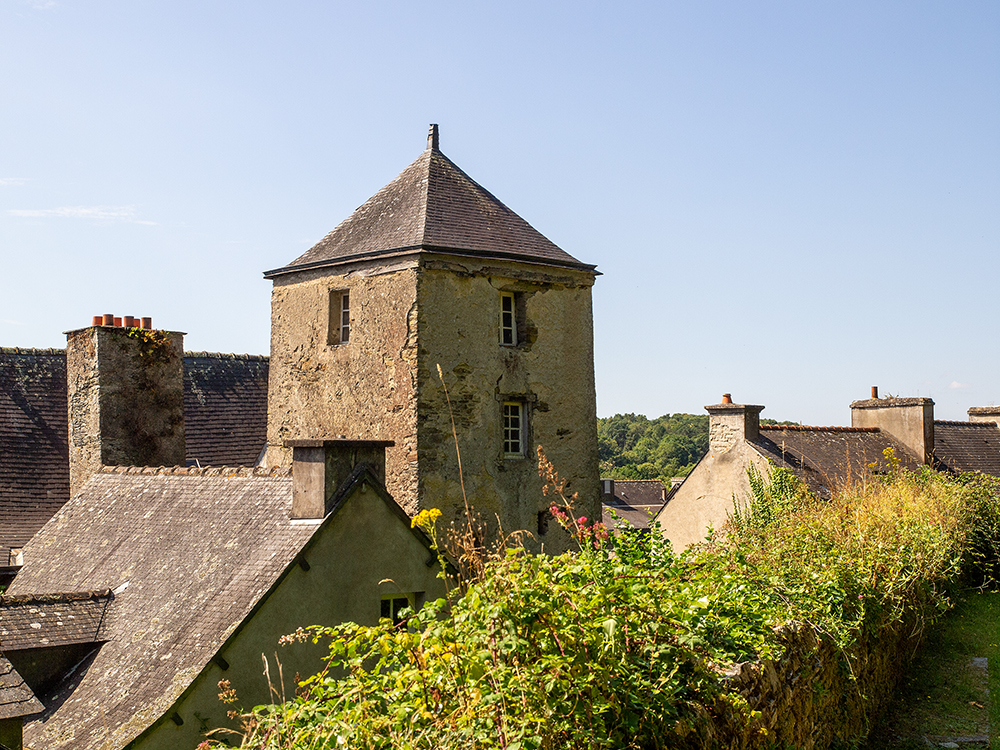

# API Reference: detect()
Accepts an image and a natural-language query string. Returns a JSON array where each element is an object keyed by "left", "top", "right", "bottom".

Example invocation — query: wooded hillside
[{"left": 598, "top": 413, "right": 798, "bottom": 481}]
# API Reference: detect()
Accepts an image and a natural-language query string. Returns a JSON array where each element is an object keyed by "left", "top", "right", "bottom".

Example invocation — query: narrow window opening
[
  {"left": 328, "top": 290, "right": 350, "bottom": 345},
  {"left": 503, "top": 401, "right": 523, "bottom": 457},
  {"left": 500, "top": 292, "right": 517, "bottom": 346},
  {"left": 381, "top": 593, "right": 421, "bottom": 626}
]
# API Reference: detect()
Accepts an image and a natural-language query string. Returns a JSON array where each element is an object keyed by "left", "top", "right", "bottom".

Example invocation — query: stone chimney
[
  {"left": 968, "top": 406, "right": 1000, "bottom": 428},
  {"left": 705, "top": 395, "right": 764, "bottom": 453},
  {"left": 286, "top": 439, "right": 394, "bottom": 519},
  {"left": 66, "top": 318, "right": 186, "bottom": 495},
  {"left": 850, "top": 392, "right": 934, "bottom": 464}
]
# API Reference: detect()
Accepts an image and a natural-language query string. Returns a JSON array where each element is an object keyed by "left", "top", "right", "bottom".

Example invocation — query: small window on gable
[
  {"left": 328, "top": 290, "right": 350, "bottom": 345},
  {"left": 503, "top": 401, "right": 524, "bottom": 457},
  {"left": 500, "top": 292, "right": 517, "bottom": 346},
  {"left": 381, "top": 593, "right": 421, "bottom": 625}
]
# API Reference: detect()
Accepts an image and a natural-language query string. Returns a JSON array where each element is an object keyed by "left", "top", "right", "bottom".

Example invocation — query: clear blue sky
[{"left": 2, "top": 1, "right": 997, "bottom": 424}]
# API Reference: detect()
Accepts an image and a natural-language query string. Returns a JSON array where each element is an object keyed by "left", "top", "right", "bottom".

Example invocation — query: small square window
[
  {"left": 500, "top": 292, "right": 517, "bottom": 346},
  {"left": 381, "top": 593, "right": 420, "bottom": 625},
  {"left": 503, "top": 401, "right": 523, "bottom": 457},
  {"left": 328, "top": 290, "right": 350, "bottom": 345}
]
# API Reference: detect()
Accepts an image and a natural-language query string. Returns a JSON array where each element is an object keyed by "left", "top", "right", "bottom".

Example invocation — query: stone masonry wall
[
  {"left": 708, "top": 615, "right": 921, "bottom": 749},
  {"left": 66, "top": 326, "right": 185, "bottom": 496},
  {"left": 415, "top": 256, "right": 599, "bottom": 553},
  {"left": 265, "top": 260, "right": 420, "bottom": 511}
]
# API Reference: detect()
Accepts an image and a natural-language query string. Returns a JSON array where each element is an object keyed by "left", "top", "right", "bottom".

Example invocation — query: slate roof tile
[
  {"left": 934, "top": 420, "right": 1000, "bottom": 476},
  {"left": 0, "top": 349, "right": 69, "bottom": 559},
  {"left": 183, "top": 353, "right": 269, "bottom": 467},
  {"left": 601, "top": 480, "right": 667, "bottom": 531},
  {"left": 751, "top": 425, "right": 920, "bottom": 497},
  {"left": 0, "top": 655, "right": 43, "bottom": 720},
  {"left": 9, "top": 469, "right": 309, "bottom": 750},
  {"left": 0, "top": 350, "right": 269, "bottom": 560},
  {"left": 0, "top": 590, "right": 112, "bottom": 651},
  {"left": 265, "top": 127, "right": 595, "bottom": 277}
]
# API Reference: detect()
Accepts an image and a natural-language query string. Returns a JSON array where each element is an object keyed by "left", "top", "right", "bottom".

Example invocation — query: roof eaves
[{"left": 263, "top": 244, "right": 599, "bottom": 279}]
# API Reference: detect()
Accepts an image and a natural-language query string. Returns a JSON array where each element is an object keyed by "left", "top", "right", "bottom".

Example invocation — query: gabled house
[
  {"left": 656, "top": 390, "right": 1000, "bottom": 551},
  {"left": 4, "top": 441, "right": 446, "bottom": 750}
]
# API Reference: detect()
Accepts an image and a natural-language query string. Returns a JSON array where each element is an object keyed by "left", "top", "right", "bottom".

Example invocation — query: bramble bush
[{"left": 202, "top": 449, "right": 1000, "bottom": 749}]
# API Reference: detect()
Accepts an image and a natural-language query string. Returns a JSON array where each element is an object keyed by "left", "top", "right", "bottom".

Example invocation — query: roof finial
[{"left": 427, "top": 124, "right": 439, "bottom": 151}]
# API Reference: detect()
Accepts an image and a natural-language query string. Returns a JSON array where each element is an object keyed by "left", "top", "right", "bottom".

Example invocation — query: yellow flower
[{"left": 412, "top": 508, "right": 442, "bottom": 531}]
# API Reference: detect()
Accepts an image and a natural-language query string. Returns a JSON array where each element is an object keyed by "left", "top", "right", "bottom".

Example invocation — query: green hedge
[{"left": 203, "top": 461, "right": 1000, "bottom": 749}]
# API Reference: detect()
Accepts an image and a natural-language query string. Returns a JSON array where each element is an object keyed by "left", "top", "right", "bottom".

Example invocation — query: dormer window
[{"left": 328, "top": 290, "right": 350, "bottom": 345}]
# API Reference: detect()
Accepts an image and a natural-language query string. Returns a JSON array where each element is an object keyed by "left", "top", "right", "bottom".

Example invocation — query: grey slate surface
[
  {"left": 752, "top": 425, "right": 920, "bottom": 497},
  {"left": 183, "top": 353, "right": 269, "bottom": 467},
  {"left": 0, "top": 348, "right": 69, "bottom": 560},
  {"left": 0, "top": 590, "right": 111, "bottom": 651},
  {"left": 601, "top": 480, "right": 667, "bottom": 531},
  {"left": 0, "top": 350, "right": 268, "bottom": 561},
  {"left": 0, "top": 655, "right": 43, "bottom": 720},
  {"left": 934, "top": 420, "right": 1000, "bottom": 477},
  {"left": 8, "top": 465, "right": 310, "bottom": 750},
  {"left": 267, "top": 131, "right": 595, "bottom": 276}
]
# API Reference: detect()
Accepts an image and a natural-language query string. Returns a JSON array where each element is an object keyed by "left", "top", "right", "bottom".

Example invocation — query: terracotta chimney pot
[
  {"left": 102, "top": 314, "right": 114, "bottom": 326},
  {"left": 722, "top": 393, "right": 732, "bottom": 404}
]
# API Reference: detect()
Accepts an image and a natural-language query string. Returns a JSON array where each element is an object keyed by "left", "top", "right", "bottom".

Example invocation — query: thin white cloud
[
  {"left": 25, "top": 0, "right": 57, "bottom": 9},
  {"left": 949, "top": 381, "right": 970, "bottom": 390},
  {"left": 1, "top": 319, "right": 24, "bottom": 326},
  {"left": 0, "top": 178, "right": 28, "bottom": 187},
  {"left": 8, "top": 205, "right": 158, "bottom": 225}
]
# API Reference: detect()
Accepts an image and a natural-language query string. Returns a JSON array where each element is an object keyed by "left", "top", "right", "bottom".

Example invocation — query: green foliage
[
  {"left": 207, "top": 467, "right": 1000, "bottom": 750},
  {"left": 597, "top": 413, "right": 709, "bottom": 481}
]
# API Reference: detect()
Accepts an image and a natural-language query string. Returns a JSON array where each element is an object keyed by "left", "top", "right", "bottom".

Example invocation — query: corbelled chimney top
[{"left": 427, "top": 123, "right": 439, "bottom": 151}]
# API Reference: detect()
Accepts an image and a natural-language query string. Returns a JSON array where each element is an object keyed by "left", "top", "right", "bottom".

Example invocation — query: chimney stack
[
  {"left": 286, "top": 439, "right": 394, "bottom": 519},
  {"left": 968, "top": 406, "right": 1000, "bottom": 428},
  {"left": 851, "top": 392, "right": 934, "bottom": 464},
  {"left": 705, "top": 395, "right": 764, "bottom": 453},
  {"left": 66, "top": 317, "right": 186, "bottom": 495}
]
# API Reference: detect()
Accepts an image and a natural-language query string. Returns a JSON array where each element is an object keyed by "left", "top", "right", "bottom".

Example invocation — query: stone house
[
  {"left": 4, "top": 441, "right": 445, "bottom": 750},
  {"left": 0, "top": 125, "right": 599, "bottom": 746},
  {"left": 656, "top": 390, "right": 1000, "bottom": 551},
  {"left": 263, "top": 125, "right": 600, "bottom": 551}
]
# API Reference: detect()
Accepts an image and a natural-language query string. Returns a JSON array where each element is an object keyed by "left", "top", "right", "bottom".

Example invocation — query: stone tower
[{"left": 263, "top": 125, "right": 599, "bottom": 550}]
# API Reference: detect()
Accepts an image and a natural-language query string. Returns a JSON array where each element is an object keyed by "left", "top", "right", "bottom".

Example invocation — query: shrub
[{"left": 203, "top": 458, "right": 1000, "bottom": 749}]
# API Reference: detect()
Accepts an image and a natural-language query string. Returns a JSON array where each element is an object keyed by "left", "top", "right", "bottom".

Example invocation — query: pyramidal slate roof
[{"left": 265, "top": 125, "right": 595, "bottom": 277}]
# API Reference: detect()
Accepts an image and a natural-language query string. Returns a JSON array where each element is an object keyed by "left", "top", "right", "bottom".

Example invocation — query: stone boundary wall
[{"left": 706, "top": 614, "right": 923, "bottom": 749}]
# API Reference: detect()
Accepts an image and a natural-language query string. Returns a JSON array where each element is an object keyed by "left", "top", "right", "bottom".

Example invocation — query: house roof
[
  {"left": 0, "top": 348, "right": 69, "bottom": 560},
  {"left": 0, "top": 350, "right": 269, "bottom": 560},
  {"left": 751, "top": 425, "right": 920, "bottom": 497},
  {"left": 0, "top": 656, "right": 43, "bottom": 721},
  {"left": 183, "top": 353, "right": 269, "bottom": 467},
  {"left": 934, "top": 420, "right": 1000, "bottom": 476},
  {"left": 601, "top": 479, "right": 667, "bottom": 531},
  {"left": 8, "top": 465, "right": 309, "bottom": 750},
  {"left": 264, "top": 126, "right": 595, "bottom": 278},
  {"left": 0, "top": 590, "right": 112, "bottom": 651}
]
